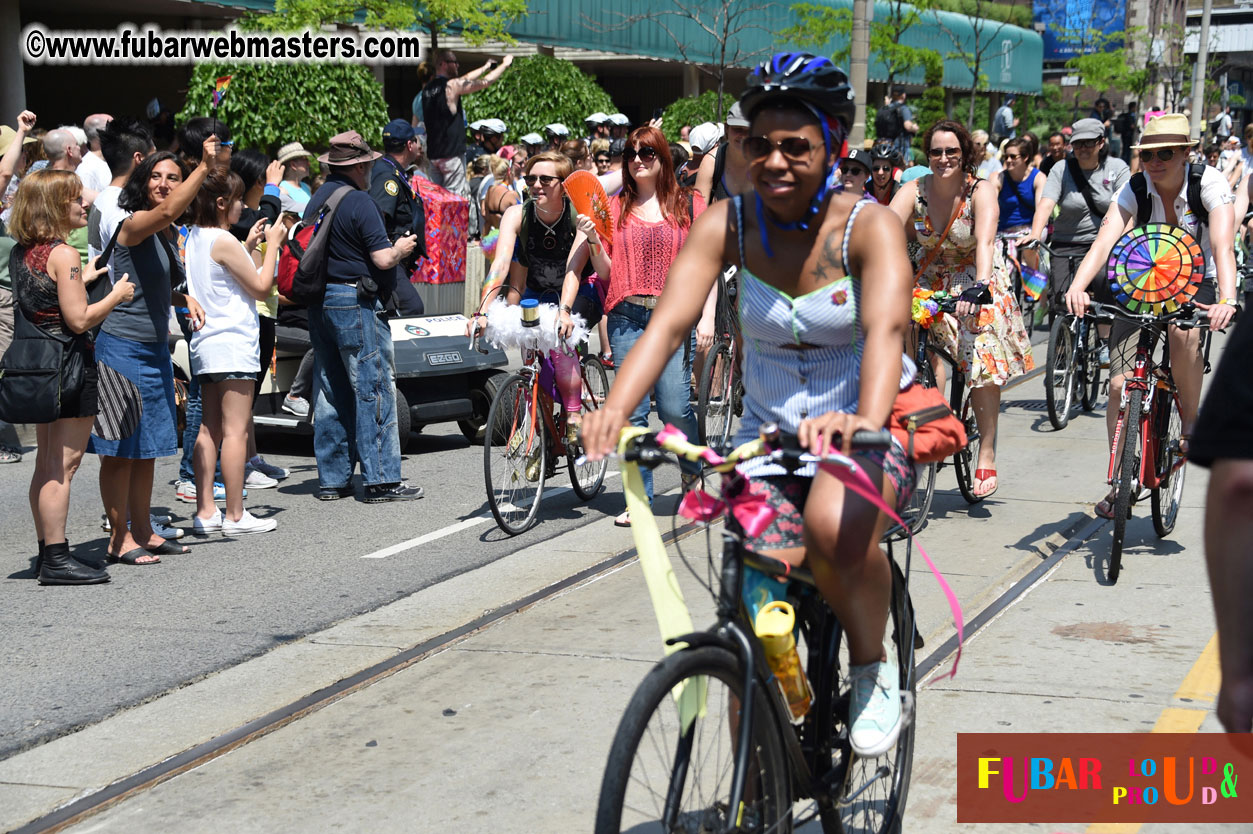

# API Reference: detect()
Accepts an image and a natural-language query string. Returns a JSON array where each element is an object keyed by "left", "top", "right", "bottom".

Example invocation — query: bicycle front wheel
[
  {"left": 902, "top": 361, "right": 938, "bottom": 534},
  {"left": 698, "top": 342, "right": 738, "bottom": 450},
  {"left": 954, "top": 387, "right": 983, "bottom": 504},
  {"left": 569, "top": 357, "right": 609, "bottom": 500},
  {"left": 483, "top": 374, "right": 547, "bottom": 535},
  {"left": 594, "top": 645, "right": 793, "bottom": 834},
  {"left": 1045, "top": 316, "right": 1077, "bottom": 431},
  {"left": 1151, "top": 391, "right": 1186, "bottom": 538},
  {"left": 1110, "top": 392, "right": 1142, "bottom": 583}
]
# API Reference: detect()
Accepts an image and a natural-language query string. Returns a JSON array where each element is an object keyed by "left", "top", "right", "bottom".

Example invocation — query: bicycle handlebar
[
  {"left": 618, "top": 422, "right": 894, "bottom": 472},
  {"left": 931, "top": 284, "right": 993, "bottom": 315},
  {"left": 1084, "top": 299, "right": 1218, "bottom": 330}
]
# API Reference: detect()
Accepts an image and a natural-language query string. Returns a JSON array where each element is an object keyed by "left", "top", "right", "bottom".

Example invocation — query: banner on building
[{"left": 1034, "top": 0, "right": 1126, "bottom": 60}]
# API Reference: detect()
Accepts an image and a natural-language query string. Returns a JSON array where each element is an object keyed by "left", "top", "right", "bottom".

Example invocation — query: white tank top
[{"left": 185, "top": 226, "right": 260, "bottom": 375}]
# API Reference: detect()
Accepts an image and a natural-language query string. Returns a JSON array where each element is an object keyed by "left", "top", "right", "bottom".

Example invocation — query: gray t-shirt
[{"left": 1042, "top": 155, "right": 1130, "bottom": 244}]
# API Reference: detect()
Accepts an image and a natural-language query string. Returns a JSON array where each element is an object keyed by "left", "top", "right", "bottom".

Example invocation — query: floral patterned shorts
[{"left": 725, "top": 445, "right": 916, "bottom": 552}]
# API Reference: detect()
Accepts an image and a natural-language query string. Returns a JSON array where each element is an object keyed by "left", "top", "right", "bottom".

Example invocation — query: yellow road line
[{"left": 1084, "top": 632, "right": 1220, "bottom": 834}]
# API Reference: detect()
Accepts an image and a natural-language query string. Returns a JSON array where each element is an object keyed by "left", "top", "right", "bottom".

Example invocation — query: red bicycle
[{"left": 1088, "top": 301, "right": 1212, "bottom": 583}]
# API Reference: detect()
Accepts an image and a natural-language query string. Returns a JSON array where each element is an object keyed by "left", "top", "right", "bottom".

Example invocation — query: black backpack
[
  {"left": 1129, "top": 164, "right": 1209, "bottom": 228},
  {"left": 874, "top": 103, "right": 904, "bottom": 141}
]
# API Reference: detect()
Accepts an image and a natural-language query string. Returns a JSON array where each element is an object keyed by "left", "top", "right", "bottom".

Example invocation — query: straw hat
[
  {"left": 276, "top": 141, "right": 314, "bottom": 164},
  {"left": 0, "top": 126, "right": 36, "bottom": 157},
  {"left": 1133, "top": 114, "right": 1196, "bottom": 150}
]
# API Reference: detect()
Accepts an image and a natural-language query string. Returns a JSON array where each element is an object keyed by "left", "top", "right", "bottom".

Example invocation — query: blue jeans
[
  {"left": 608, "top": 302, "right": 700, "bottom": 501},
  {"left": 308, "top": 284, "right": 401, "bottom": 488}
]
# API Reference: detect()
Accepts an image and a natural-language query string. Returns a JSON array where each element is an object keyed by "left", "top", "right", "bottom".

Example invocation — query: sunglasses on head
[
  {"left": 623, "top": 146, "right": 658, "bottom": 163},
  {"left": 523, "top": 174, "right": 561, "bottom": 187},
  {"left": 928, "top": 146, "right": 961, "bottom": 159},
  {"left": 741, "top": 135, "right": 816, "bottom": 163},
  {"left": 1138, "top": 148, "right": 1178, "bottom": 163}
]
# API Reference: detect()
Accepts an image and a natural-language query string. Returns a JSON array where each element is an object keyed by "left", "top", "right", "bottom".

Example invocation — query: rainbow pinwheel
[{"left": 1106, "top": 223, "right": 1204, "bottom": 315}]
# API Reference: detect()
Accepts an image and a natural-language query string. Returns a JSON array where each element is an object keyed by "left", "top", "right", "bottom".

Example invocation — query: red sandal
[{"left": 973, "top": 468, "right": 998, "bottom": 499}]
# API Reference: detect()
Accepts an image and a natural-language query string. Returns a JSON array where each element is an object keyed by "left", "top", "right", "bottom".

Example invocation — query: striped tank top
[{"left": 732, "top": 196, "right": 916, "bottom": 476}]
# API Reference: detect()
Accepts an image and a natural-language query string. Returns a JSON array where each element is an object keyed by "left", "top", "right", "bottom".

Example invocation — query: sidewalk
[{"left": 3, "top": 365, "right": 1226, "bottom": 833}]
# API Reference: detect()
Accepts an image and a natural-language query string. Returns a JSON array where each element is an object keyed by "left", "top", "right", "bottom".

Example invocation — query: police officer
[{"left": 370, "top": 118, "right": 427, "bottom": 316}]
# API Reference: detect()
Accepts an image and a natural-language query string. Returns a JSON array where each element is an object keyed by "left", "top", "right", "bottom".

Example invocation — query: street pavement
[{"left": 0, "top": 330, "right": 1236, "bottom": 833}]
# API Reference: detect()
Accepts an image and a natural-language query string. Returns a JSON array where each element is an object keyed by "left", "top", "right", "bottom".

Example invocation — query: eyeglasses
[
  {"left": 741, "top": 135, "right": 816, "bottom": 163},
  {"left": 927, "top": 146, "right": 962, "bottom": 159},
  {"left": 1139, "top": 148, "right": 1178, "bottom": 163},
  {"left": 67, "top": 196, "right": 84, "bottom": 207},
  {"left": 623, "top": 146, "right": 658, "bottom": 163},
  {"left": 595, "top": 156, "right": 610, "bottom": 164},
  {"left": 872, "top": 164, "right": 893, "bottom": 172},
  {"left": 523, "top": 174, "right": 561, "bottom": 187},
  {"left": 1003, "top": 153, "right": 1022, "bottom": 161},
  {"left": 1072, "top": 139, "right": 1100, "bottom": 150}
]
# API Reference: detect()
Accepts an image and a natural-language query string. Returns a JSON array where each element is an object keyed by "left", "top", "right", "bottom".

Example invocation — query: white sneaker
[
  {"left": 249, "top": 455, "right": 289, "bottom": 481},
  {"left": 192, "top": 510, "right": 223, "bottom": 535},
  {"left": 281, "top": 395, "right": 310, "bottom": 418},
  {"left": 243, "top": 468, "right": 279, "bottom": 489},
  {"left": 222, "top": 510, "right": 277, "bottom": 536},
  {"left": 848, "top": 650, "right": 903, "bottom": 758}
]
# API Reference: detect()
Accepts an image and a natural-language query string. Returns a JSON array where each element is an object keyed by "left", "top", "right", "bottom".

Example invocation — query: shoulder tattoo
[{"left": 68, "top": 265, "right": 81, "bottom": 281}]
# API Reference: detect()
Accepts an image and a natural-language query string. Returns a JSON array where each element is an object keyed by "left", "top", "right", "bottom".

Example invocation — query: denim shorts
[{"left": 197, "top": 371, "right": 256, "bottom": 384}]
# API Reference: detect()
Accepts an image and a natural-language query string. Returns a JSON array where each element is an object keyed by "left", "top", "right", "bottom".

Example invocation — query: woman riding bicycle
[
  {"left": 1063, "top": 114, "right": 1238, "bottom": 518},
  {"left": 1024, "top": 117, "right": 1130, "bottom": 359},
  {"left": 996, "top": 136, "right": 1043, "bottom": 274},
  {"left": 888, "top": 119, "right": 1035, "bottom": 500},
  {"left": 469, "top": 151, "right": 611, "bottom": 440},
  {"left": 582, "top": 52, "right": 917, "bottom": 758}
]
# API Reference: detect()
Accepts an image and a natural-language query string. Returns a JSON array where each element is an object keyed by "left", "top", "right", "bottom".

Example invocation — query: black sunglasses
[
  {"left": 872, "top": 164, "right": 893, "bottom": 172},
  {"left": 594, "top": 155, "right": 610, "bottom": 164},
  {"left": 843, "top": 165, "right": 870, "bottom": 178},
  {"left": 1138, "top": 148, "right": 1178, "bottom": 163},
  {"left": 523, "top": 174, "right": 561, "bottom": 187},
  {"left": 742, "top": 135, "right": 816, "bottom": 163},
  {"left": 1072, "top": 138, "right": 1101, "bottom": 150},
  {"left": 623, "top": 146, "right": 658, "bottom": 163}
]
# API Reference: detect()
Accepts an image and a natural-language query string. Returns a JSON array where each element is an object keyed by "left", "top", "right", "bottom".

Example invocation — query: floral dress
[{"left": 913, "top": 175, "right": 1034, "bottom": 387}]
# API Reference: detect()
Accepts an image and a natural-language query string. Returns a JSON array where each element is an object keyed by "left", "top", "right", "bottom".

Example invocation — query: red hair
[{"left": 617, "top": 126, "right": 692, "bottom": 230}]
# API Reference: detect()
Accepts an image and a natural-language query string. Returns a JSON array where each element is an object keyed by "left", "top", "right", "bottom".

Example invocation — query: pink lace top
[{"left": 603, "top": 191, "right": 706, "bottom": 313}]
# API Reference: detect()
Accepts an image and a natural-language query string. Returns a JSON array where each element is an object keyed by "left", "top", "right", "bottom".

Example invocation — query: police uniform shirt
[{"left": 369, "top": 156, "right": 427, "bottom": 261}]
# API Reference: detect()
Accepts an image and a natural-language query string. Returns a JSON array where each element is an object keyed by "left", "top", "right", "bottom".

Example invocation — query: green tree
[
  {"left": 179, "top": 62, "right": 388, "bottom": 151},
  {"left": 784, "top": 0, "right": 941, "bottom": 91},
  {"left": 245, "top": 0, "right": 527, "bottom": 53},
  {"left": 462, "top": 55, "right": 615, "bottom": 143},
  {"left": 660, "top": 91, "right": 726, "bottom": 142},
  {"left": 911, "top": 51, "right": 946, "bottom": 154},
  {"left": 935, "top": 0, "right": 1029, "bottom": 127}
]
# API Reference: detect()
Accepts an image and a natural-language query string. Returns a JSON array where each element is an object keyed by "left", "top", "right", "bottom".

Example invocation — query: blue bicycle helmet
[{"left": 741, "top": 52, "right": 856, "bottom": 251}]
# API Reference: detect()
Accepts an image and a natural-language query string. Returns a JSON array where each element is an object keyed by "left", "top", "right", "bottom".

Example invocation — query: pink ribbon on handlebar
[{"left": 678, "top": 488, "right": 779, "bottom": 539}]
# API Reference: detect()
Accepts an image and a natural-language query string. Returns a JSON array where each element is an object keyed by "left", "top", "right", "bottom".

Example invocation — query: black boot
[
  {"left": 32, "top": 539, "right": 44, "bottom": 577},
  {"left": 38, "top": 542, "right": 110, "bottom": 586}
]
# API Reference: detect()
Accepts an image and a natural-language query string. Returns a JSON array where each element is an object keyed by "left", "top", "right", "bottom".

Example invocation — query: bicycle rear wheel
[
  {"left": 817, "top": 558, "right": 916, "bottom": 834},
  {"left": 1045, "top": 316, "right": 1077, "bottom": 430},
  {"left": 698, "top": 342, "right": 738, "bottom": 450},
  {"left": 1151, "top": 391, "right": 1186, "bottom": 538},
  {"left": 569, "top": 358, "right": 609, "bottom": 500},
  {"left": 594, "top": 645, "right": 793, "bottom": 834},
  {"left": 483, "top": 374, "right": 547, "bottom": 535},
  {"left": 954, "top": 387, "right": 983, "bottom": 504},
  {"left": 1110, "top": 393, "right": 1142, "bottom": 583},
  {"left": 1080, "top": 321, "right": 1103, "bottom": 412}
]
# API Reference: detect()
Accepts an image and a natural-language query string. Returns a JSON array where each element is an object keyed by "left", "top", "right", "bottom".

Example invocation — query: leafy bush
[
  {"left": 912, "top": 53, "right": 947, "bottom": 155},
  {"left": 180, "top": 62, "right": 388, "bottom": 152},
  {"left": 661, "top": 90, "right": 736, "bottom": 142},
  {"left": 462, "top": 55, "right": 616, "bottom": 144}
]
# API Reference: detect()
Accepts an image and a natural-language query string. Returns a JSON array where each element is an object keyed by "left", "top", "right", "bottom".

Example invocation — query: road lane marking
[
  {"left": 1084, "top": 632, "right": 1220, "bottom": 834},
  {"left": 361, "top": 471, "right": 620, "bottom": 559}
]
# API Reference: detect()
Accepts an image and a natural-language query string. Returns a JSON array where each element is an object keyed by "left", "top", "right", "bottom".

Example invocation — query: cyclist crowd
[{"left": 3, "top": 47, "right": 1251, "bottom": 749}]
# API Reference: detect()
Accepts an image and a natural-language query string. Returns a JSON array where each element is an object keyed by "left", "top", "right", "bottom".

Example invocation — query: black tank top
[
  {"left": 422, "top": 78, "right": 465, "bottom": 160},
  {"left": 519, "top": 199, "right": 592, "bottom": 294}
]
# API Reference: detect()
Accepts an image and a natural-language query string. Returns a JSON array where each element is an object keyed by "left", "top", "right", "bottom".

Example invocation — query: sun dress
[{"left": 913, "top": 175, "right": 1034, "bottom": 387}]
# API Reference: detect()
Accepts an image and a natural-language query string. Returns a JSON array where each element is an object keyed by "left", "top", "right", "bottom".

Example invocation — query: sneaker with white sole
[
  {"left": 243, "top": 468, "right": 279, "bottom": 489},
  {"left": 222, "top": 510, "right": 277, "bottom": 536},
  {"left": 178, "top": 481, "right": 237, "bottom": 502},
  {"left": 847, "top": 651, "right": 903, "bottom": 758},
  {"left": 282, "top": 395, "right": 310, "bottom": 418},
  {"left": 192, "top": 510, "right": 223, "bottom": 535},
  {"left": 101, "top": 514, "right": 182, "bottom": 538},
  {"left": 248, "top": 455, "right": 289, "bottom": 481}
]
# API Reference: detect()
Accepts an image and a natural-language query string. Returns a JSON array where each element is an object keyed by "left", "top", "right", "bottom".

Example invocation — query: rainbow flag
[
  {"left": 212, "top": 75, "right": 233, "bottom": 107},
  {"left": 1020, "top": 264, "right": 1048, "bottom": 301}
]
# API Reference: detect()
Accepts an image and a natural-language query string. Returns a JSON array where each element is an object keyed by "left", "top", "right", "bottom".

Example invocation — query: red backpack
[{"left": 277, "top": 185, "right": 352, "bottom": 303}]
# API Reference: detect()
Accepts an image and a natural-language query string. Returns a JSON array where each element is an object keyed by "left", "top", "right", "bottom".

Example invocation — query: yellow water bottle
[{"left": 754, "top": 600, "right": 813, "bottom": 720}]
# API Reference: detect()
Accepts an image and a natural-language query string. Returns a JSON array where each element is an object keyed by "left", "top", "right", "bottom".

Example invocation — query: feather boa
[{"left": 483, "top": 298, "right": 588, "bottom": 353}]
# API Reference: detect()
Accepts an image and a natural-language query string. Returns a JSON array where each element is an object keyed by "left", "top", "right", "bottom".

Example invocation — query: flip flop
[
  {"left": 614, "top": 510, "right": 631, "bottom": 528},
  {"left": 973, "top": 468, "right": 998, "bottom": 499},
  {"left": 1095, "top": 497, "right": 1116, "bottom": 520},
  {"left": 145, "top": 540, "right": 190, "bottom": 556},
  {"left": 108, "top": 547, "right": 161, "bottom": 566}
]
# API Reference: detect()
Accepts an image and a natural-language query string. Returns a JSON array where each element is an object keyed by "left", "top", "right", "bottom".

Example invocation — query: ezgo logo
[{"left": 957, "top": 733, "right": 1252, "bottom": 823}]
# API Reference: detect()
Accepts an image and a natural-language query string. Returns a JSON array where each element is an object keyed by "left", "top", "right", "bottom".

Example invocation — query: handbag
[
  {"left": 888, "top": 383, "right": 967, "bottom": 464},
  {"left": 0, "top": 247, "right": 86, "bottom": 424}
]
